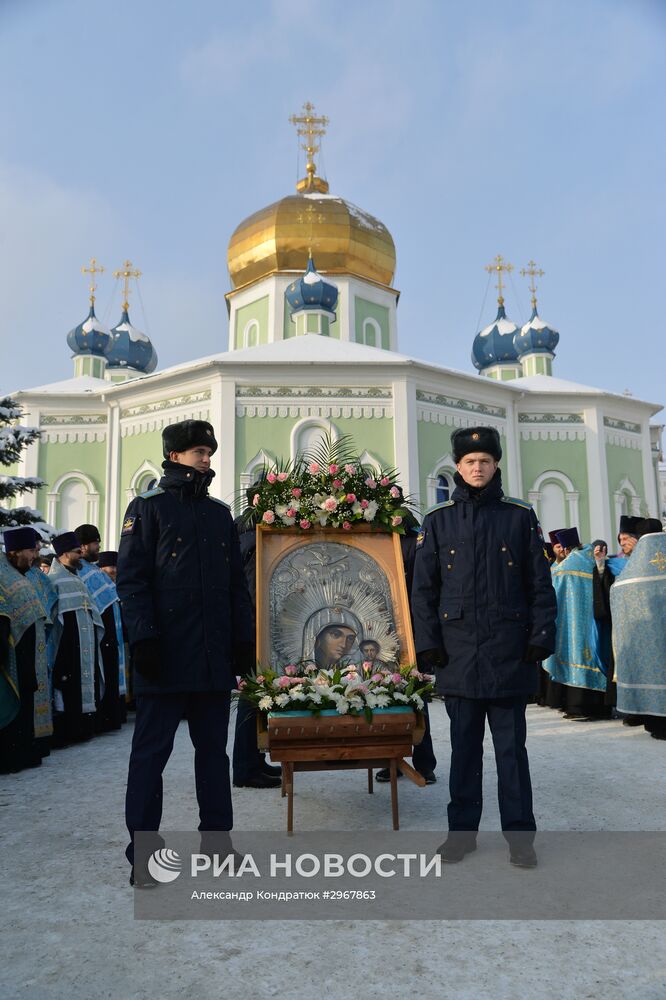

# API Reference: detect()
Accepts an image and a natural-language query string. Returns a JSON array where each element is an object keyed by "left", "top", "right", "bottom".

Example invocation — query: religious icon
[{"left": 256, "top": 528, "right": 416, "bottom": 672}]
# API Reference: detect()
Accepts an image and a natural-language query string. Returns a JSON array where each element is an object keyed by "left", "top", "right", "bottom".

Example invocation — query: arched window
[
  {"left": 47, "top": 471, "right": 100, "bottom": 531},
  {"left": 59, "top": 479, "right": 88, "bottom": 530},
  {"left": 359, "top": 317, "right": 381, "bottom": 347},
  {"left": 243, "top": 320, "right": 260, "bottom": 349},
  {"left": 539, "top": 481, "right": 567, "bottom": 535},
  {"left": 290, "top": 418, "right": 339, "bottom": 463},
  {"left": 527, "top": 470, "right": 580, "bottom": 535},
  {"left": 126, "top": 460, "right": 162, "bottom": 503},
  {"left": 436, "top": 473, "right": 452, "bottom": 504}
]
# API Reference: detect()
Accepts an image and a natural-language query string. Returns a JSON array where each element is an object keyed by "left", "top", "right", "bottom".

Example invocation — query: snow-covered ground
[{"left": 2, "top": 702, "right": 665, "bottom": 1000}]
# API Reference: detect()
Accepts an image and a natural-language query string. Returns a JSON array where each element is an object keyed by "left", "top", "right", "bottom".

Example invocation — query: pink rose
[
  {"left": 361, "top": 499, "right": 369, "bottom": 509},
  {"left": 391, "top": 515, "right": 403, "bottom": 527},
  {"left": 308, "top": 462, "right": 320, "bottom": 475},
  {"left": 286, "top": 508, "right": 297, "bottom": 517},
  {"left": 262, "top": 510, "right": 276, "bottom": 524},
  {"left": 371, "top": 673, "right": 383, "bottom": 683},
  {"left": 289, "top": 676, "right": 303, "bottom": 685},
  {"left": 332, "top": 479, "right": 343, "bottom": 489},
  {"left": 346, "top": 493, "right": 357, "bottom": 503},
  {"left": 291, "top": 487, "right": 302, "bottom": 498},
  {"left": 365, "top": 478, "right": 377, "bottom": 489},
  {"left": 266, "top": 472, "right": 277, "bottom": 484},
  {"left": 256, "top": 675, "right": 265, "bottom": 684},
  {"left": 278, "top": 676, "right": 292, "bottom": 688},
  {"left": 284, "top": 664, "right": 298, "bottom": 676},
  {"left": 329, "top": 464, "right": 339, "bottom": 474},
  {"left": 380, "top": 477, "right": 390, "bottom": 487},
  {"left": 391, "top": 672, "right": 402, "bottom": 685},
  {"left": 344, "top": 464, "right": 355, "bottom": 475},
  {"left": 238, "top": 679, "right": 247, "bottom": 689},
  {"left": 252, "top": 493, "right": 260, "bottom": 507},
  {"left": 323, "top": 497, "right": 338, "bottom": 512},
  {"left": 409, "top": 668, "right": 421, "bottom": 678},
  {"left": 342, "top": 521, "right": 352, "bottom": 530},
  {"left": 299, "top": 519, "right": 312, "bottom": 529},
  {"left": 277, "top": 472, "right": 288, "bottom": 482},
  {"left": 390, "top": 486, "right": 401, "bottom": 498}
]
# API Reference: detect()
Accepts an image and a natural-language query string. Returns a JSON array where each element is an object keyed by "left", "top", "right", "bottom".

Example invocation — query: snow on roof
[
  {"left": 17, "top": 375, "right": 108, "bottom": 395},
  {"left": 512, "top": 373, "right": 661, "bottom": 408}
]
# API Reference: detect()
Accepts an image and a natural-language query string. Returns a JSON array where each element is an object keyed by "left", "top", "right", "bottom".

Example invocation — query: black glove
[
  {"left": 417, "top": 647, "right": 448, "bottom": 671},
  {"left": 233, "top": 641, "right": 257, "bottom": 677},
  {"left": 132, "top": 638, "right": 162, "bottom": 682},
  {"left": 524, "top": 644, "right": 551, "bottom": 663}
]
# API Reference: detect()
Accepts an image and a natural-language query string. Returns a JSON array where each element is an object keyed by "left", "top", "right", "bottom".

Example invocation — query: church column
[
  {"left": 584, "top": 406, "right": 611, "bottom": 540},
  {"left": 105, "top": 401, "right": 121, "bottom": 548},
  {"left": 210, "top": 373, "right": 236, "bottom": 506},
  {"left": 641, "top": 419, "right": 659, "bottom": 515},
  {"left": 392, "top": 377, "right": 420, "bottom": 509},
  {"left": 504, "top": 396, "right": 523, "bottom": 498}
]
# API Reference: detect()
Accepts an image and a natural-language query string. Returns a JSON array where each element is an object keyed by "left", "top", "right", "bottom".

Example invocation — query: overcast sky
[{"left": 1, "top": 0, "right": 664, "bottom": 409}]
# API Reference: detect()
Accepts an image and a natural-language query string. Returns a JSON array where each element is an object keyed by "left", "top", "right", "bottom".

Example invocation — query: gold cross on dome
[
  {"left": 650, "top": 552, "right": 666, "bottom": 572},
  {"left": 113, "top": 260, "right": 142, "bottom": 312},
  {"left": 485, "top": 254, "right": 513, "bottom": 306},
  {"left": 520, "top": 259, "right": 545, "bottom": 310},
  {"left": 81, "top": 258, "right": 105, "bottom": 305},
  {"left": 290, "top": 101, "right": 329, "bottom": 191},
  {"left": 297, "top": 203, "right": 326, "bottom": 257}
]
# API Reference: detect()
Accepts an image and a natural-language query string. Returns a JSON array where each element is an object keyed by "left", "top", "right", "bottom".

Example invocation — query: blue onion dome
[
  {"left": 471, "top": 303, "right": 520, "bottom": 370},
  {"left": 104, "top": 308, "right": 158, "bottom": 373},
  {"left": 285, "top": 256, "right": 339, "bottom": 315},
  {"left": 514, "top": 307, "right": 560, "bottom": 359},
  {"left": 66, "top": 304, "right": 111, "bottom": 357}
]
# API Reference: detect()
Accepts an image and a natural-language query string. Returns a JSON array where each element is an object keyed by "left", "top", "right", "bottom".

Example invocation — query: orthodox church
[{"left": 11, "top": 105, "right": 663, "bottom": 548}]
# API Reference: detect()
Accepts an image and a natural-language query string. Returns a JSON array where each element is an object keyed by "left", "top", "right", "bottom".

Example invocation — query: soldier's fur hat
[
  {"left": 162, "top": 420, "right": 218, "bottom": 459},
  {"left": 451, "top": 426, "right": 502, "bottom": 463}
]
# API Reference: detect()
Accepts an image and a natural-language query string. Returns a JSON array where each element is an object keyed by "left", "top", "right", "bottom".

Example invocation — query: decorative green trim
[
  {"left": 121, "top": 390, "right": 211, "bottom": 418},
  {"left": 41, "top": 414, "right": 107, "bottom": 426},
  {"left": 518, "top": 413, "right": 584, "bottom": 424},
  {"left": 236, "top": 386, "right": 392, "bottom": 399},
  {"left": 416, "top": 389, "right": 506, "bottom": 419},
  {"left": 604, "top": 416, "right": 641, "bottom": 434}
]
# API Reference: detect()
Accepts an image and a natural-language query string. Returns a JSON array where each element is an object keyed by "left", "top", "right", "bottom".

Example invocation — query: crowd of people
[
  {"left": 536, "top": 519, "right": 666, "bottom": 739},
  {"left": 0, "top": 523, "right": 127, "bottom": 774}
]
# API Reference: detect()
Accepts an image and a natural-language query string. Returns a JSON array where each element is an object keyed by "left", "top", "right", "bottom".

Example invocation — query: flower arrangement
[
  {"left": 237, "top": 661, "right": 434, "bottom": 722},
  {"left": 241, "top": 432, "right": 415, "bottom": 534}
]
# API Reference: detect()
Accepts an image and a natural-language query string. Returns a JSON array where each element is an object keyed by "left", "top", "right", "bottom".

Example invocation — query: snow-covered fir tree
[{"left": 0, "top": 396, "right": 47, "bottom": 530}]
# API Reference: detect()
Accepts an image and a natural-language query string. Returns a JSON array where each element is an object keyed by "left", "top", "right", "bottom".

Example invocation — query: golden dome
[{"left": 227, "top": 189, "right": 396, "bottom": 290}]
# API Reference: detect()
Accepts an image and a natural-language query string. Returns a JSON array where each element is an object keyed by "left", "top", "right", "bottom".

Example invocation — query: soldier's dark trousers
[
  {"left": 232, "top": 698, "right": 266, "bottom": 782},
  {"left": 444, "top": 695, "right": 535, "bottom": 838},
  {"left": 412, "top": 700, "right": 437, "bottom": 773},
  {"left": 125, "top": 691, "right": 232, "bottom": 865}
]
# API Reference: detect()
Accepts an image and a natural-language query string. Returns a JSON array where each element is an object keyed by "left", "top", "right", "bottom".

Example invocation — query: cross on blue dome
[{"left": 286, "top": 256, "right": 339, "bottom": 315}]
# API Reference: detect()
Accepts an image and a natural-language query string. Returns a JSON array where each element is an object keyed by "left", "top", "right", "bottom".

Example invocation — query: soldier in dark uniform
[
  {"left": 117, "top": 419, "right": 254, "bottom": 886},
  {"left": 411, "top": 426, "right": 556, "bottom": 867}
]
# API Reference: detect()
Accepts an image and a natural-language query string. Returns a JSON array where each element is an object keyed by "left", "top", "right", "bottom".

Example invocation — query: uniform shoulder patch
[
  {"left": 416, "top": 529, "right": 426, "bottom": 548},
  {"left": 138, "top": 486, "right": 164, "bottom": 499},
  {"left": 501, "top": 496, "right": 532, "bottom": 511},
  {"left": 426, "top": 499, "right": 455, "bottom": 515},
  {"left": 121, "top": 515, "right": 137, "bottom": 536},
  {"left": 208, "top": 497, "right": 230, "bottom": 510}
]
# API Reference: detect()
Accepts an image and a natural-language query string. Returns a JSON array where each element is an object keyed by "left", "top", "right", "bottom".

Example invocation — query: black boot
[{"left": 437, "top": 834, "right": 477, "bottom": 863}]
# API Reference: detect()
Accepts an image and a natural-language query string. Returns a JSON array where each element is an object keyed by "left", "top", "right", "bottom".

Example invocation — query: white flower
[
  {"left": 348, "top": 696, "right": 364, "bottom": 711},
  {"left": 363, "top": 500, "right": 379, "bottom": 522},
  {"left": 281, "top": 515, "right": 296, "bottom": 526},
  {"left": 275, "top": 693, "right": 290, "bottom": 707},
  {"left": 317, "top": 513, "right": 329, "bottom": 526},
  {"left": 392, "top": 692, "right": 409, "bottom": 703},
  {"left": 351, "top": 502, "right": 363, "bottom": 515},
  {"left": 365, "top": 693, "right": 378, "bottom": 709},
  {"left": 336, "top": 698, "right": 350, "bottom": 715},
  {"left": 410, "top": 693, "right": 424, "bottom": 710},
  {"left": 291, "top": 691, "right": 307, "bottom": 701},
  {"left": 373, "top": 693, "right": 390, "bottom": 707},
  {"left": 258, "top": 696, "right": 273, "bottom": 710},
  {"left": 275, "top": 504, "right": 288, "bottom": 517}
]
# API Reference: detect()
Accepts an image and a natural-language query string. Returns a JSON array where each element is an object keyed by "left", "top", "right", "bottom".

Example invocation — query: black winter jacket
[
  {"left": 117, "top": 462, "right": 254, "bottom": 693},
  {"left": 411, "top": 470, "right": 556, "bottom": 698}
]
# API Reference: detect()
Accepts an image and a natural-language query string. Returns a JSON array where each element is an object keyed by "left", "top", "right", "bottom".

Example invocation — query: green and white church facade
[{"left": 10, "top": 125, "right": 664, "bottom": 549}]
